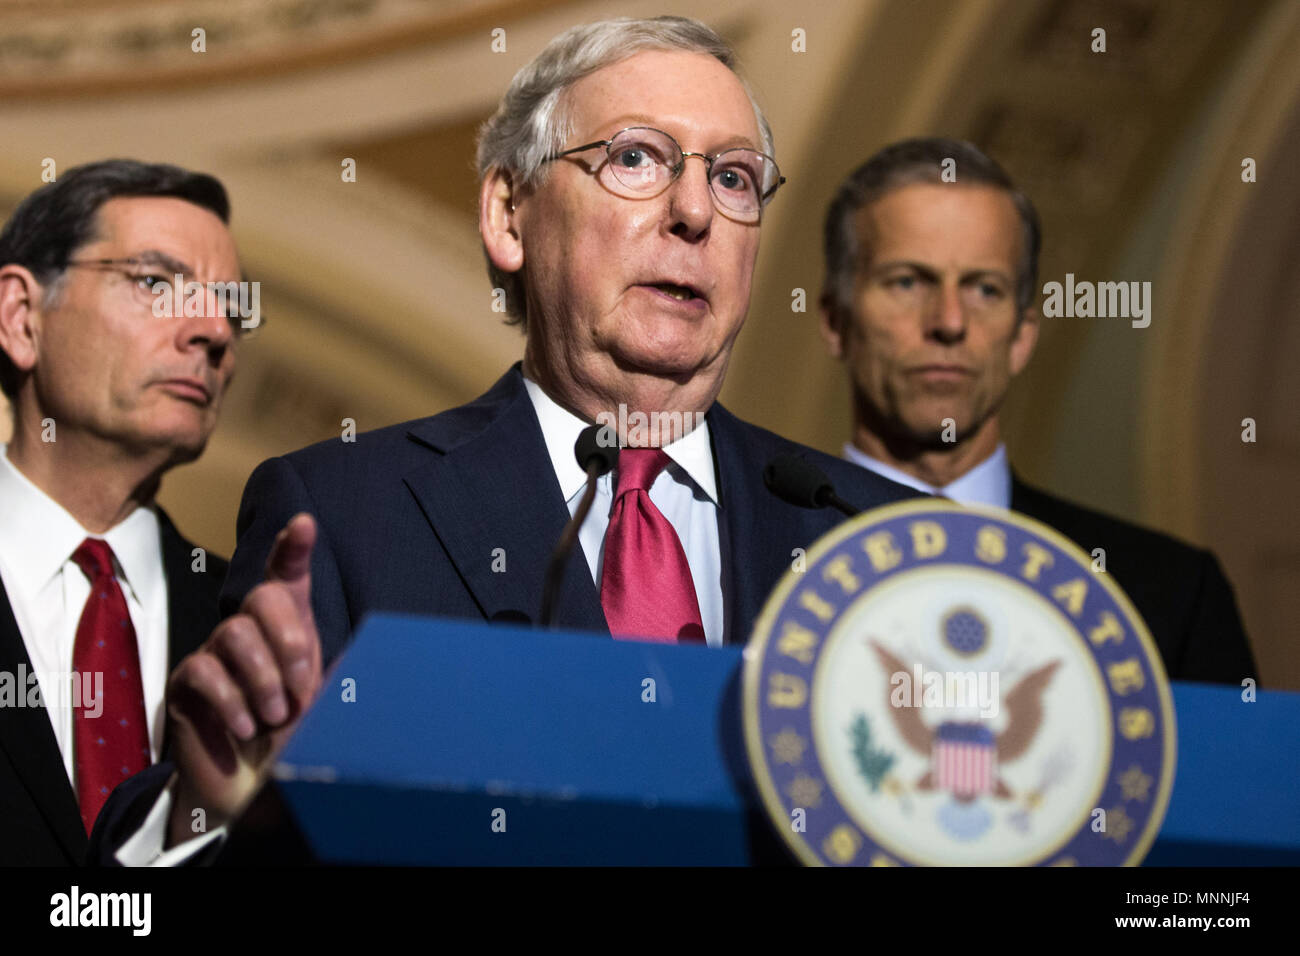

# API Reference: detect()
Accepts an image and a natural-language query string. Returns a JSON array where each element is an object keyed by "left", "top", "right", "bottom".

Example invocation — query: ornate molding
[{"left": 0, "top": 0, "right": 576, "bottom": 99}]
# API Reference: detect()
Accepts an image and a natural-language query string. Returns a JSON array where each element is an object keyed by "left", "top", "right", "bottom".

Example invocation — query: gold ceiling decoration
[{"left": 0, "top": 0, "right": 577, "bottom": 98}]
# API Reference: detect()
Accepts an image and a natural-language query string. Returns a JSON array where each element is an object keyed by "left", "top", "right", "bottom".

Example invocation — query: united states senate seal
[{"left": 743, "top": 500, "right": 1175, "bottom": 866}]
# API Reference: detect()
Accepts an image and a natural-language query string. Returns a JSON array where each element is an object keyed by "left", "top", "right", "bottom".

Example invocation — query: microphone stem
[
  {"left": 824, "top": 491, "right": 861, "bottom": 518},
  {"left": 539, "top": 462, "right": 602, "bottom": 628}
]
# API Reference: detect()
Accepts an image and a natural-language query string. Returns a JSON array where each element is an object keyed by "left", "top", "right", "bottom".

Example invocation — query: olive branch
[{"left": 850, "top": 713, "right": 895, "bottom": 792}]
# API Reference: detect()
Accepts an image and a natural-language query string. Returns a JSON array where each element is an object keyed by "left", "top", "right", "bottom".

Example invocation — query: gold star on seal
[
  {"left": 786, "top": 774, "right": 823, "bottom": 809},
  {"left": 769, "top": 728, "right": 806, "bottom": 765},
  {"left": 1103, "top": 806, "right": 1135, "bottom": 843},
  {"left": 1118, "top": 765, "right": 1153, "bottom": 802}
]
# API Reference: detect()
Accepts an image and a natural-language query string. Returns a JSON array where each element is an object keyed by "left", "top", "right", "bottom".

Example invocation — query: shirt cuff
[{"left": 115, "top": 773, "right": 227, "bottom": 866}]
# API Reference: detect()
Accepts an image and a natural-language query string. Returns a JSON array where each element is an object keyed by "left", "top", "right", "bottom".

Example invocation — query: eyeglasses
[
  {"left": 544, "top": 126, "right": 786, "bottom": 222},
  {"left": 63, "top": 257, "right": 264, "bottom": 338}
]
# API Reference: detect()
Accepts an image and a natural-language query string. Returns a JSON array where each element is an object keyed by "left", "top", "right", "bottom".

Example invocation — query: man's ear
[
  {"left": 0, "top": 265, "right": 43, "bottom": 380},
  {"left": 479, "top": 167, "right": 524, "bottom": 274},
  {"left": 1009, "top": 304, "right": 1040, "bottom": 377},
  {"left": 818, "top": 293, "right": 846, "bottom": 360}
]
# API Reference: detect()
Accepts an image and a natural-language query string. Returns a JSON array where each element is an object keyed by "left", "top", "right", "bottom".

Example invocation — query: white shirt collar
[
  {"left": 842, "top": 442, "right": 1011, "bottom": 509},
  {"left": 522, "top": 376, "right": 718, "bottom": 504},
  {"left": 0, "top": 443, "right": 160, "bottom": 602}
]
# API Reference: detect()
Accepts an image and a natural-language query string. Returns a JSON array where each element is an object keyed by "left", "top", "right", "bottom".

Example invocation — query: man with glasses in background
[
  {"left": 0, "top": 159, "right": 248, "bottom": 863},
  {"left": 93, "top": 15, "right": 915, "bottom": 864}
]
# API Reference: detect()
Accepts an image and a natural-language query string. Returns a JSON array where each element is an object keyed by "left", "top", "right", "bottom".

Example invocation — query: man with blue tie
[{"left": 93, "top": 16, "right": 915, "bottom": 863}]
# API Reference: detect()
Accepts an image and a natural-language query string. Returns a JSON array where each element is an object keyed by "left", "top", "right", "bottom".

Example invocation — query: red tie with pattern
[
  {"left": 70, "top": 538, "right": 150, "bottom": 835},
  {"left": 599, "top": 448, "right": 706, "bottom": 643}
]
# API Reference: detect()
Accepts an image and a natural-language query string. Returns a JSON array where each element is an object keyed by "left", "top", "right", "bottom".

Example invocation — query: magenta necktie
[
  {"left": 70, "top": 538, "right": 150, "bottom": 835},
  {"left": 599, "top": 448, "right": 706, "bottom": 643}
]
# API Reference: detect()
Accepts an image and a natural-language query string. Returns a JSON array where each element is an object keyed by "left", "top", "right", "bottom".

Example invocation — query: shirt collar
[
  {"left": 103, "top": 506, "right": 162, "bottom": 605},
  {"left": 522, "top": 376, "right": 718, "bottom": 504},
  {"left": 0, "top": 443, "right": 160, "bottom": 601},
  {"left": 842, "top": 442, "right": 1011, "bottom": 509}
]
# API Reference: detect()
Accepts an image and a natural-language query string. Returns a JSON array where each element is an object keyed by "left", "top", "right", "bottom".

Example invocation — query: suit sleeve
[
  {"left": 220, "top": 455, "right": 353, "bottom": 666},
  {"left": 85, "top": 763, "right": 173, "bottom": 866},
  {"left": 1174, "top": 551, "right": 1258, "bottom": 686},
  {"left": 88, "top": 457, "right": 353, "bottom": 865}
]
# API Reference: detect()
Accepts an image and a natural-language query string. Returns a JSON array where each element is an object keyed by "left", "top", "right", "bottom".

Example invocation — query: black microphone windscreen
[
  {"left": 764, "top": 453, "right": 834, "bottom": 510},
  {"left": 575, "top": 424, "right": 617, "bottom": 476},
  {"left": 574, "top": 424, "right": 618, "bottom": 476}
]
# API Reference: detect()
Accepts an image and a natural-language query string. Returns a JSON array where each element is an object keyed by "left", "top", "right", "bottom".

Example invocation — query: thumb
[{"left": 264, "top": 512, "right": 317, "bottom": 620}]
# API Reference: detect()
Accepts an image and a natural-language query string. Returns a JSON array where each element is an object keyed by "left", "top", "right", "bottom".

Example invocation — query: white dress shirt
[
  {"left": 120, "top": 377, "right": 730, "bottom": 865},
  {"left": 842, "top": 442, "right": 1012, "bottom": 509},
  {"left": 523, "top": 376, "right": 726, "bottom": 647},
  {"left": 0, "top": 443, "right": 168, "bottom": 787}
]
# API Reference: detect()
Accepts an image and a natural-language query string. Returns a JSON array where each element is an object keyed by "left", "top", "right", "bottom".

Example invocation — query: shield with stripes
[{"left": 932, "top": 722, "right": 996, "bottom": 799}]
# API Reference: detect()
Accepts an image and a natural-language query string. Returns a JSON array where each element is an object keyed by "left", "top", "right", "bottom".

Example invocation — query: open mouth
[{"left": 645, "top": 282, "right": 701, "bottom": 302}]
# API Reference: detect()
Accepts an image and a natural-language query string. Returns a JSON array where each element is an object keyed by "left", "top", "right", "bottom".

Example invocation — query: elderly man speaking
[{"left": 95, "top": 15, "right": 913, "bottom": 863}]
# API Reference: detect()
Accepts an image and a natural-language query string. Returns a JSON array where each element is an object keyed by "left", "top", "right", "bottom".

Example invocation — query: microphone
[
  {"left": 575, "top": 423, "right": 618, "bottom": 477},
  {"left": 764, "top": 453, "right": 861, "bottom": 518},
  {"left": 539, "top": 424, "right": 617, "bottom": 628}
]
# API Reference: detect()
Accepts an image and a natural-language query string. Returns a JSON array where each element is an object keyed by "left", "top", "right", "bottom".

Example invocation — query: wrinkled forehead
[
  {"left": 856, "top": 184, "right": 1024, "bottom": 268},
  {"left": 93, "top": 196, "right": 241, "bottom": 273},
  {"left": 565, "top": 49, "right": 764, "bottom": 151}
]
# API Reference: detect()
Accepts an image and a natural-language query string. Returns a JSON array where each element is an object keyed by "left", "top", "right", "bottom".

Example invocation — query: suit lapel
[
  {"left": 708, "top": 405, "right": 790, "bottom": 647},
  {"left": 402, "top": 366, "right": 609, "bottom": 634},
  {"left": 1009, "top": 474, "right": 1033, "bottom": 516},
  {"left": 155, "top": 509, "right": 224, "bottom": 760},
  {"left": 0, "top": 577, "right": 88, "bottom": 862},
  {"left": 156, "top": 509, "right": 217, "bottom": 673}
]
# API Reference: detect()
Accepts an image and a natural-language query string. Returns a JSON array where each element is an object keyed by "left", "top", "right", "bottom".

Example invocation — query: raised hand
[{"left": 164, "top": 513, "right": 322, "bottom": 848}]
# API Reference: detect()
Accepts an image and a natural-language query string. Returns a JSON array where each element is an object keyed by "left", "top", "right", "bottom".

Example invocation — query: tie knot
[
  {"left": 614, "top": 448, "right": 671, "bottom": 497},
  {"left": 71, "top": 537, "right": 116, "bottom": 582}
]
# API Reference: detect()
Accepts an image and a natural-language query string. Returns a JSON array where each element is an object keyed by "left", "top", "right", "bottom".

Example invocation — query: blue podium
[{"left": 220, "top": 614, "right": 1299, "bottom": 865}]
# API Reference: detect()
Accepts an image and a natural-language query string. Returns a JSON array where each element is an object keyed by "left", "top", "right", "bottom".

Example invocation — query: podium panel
[
  {"left": 259, "top": 615, "right": 753, "bottom": 865},
  {"left": 222, "top": 614, "right": 1298, "bottom": 865},
  {"left": 1145, "top": 681, "right": 1300, "bottom": 865}
]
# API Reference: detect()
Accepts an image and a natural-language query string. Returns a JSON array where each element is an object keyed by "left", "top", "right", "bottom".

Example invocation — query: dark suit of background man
[
  {"left": 817, "top": 136, "right": 1256, "bottom": 686},
  {"left": 0, "top": 160, "right": 245, "bottom": 864},
  {"left": 92, "top": 16, "right": 914, "bottom": 864}
]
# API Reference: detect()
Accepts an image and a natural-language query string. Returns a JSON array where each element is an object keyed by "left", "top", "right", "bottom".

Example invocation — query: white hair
[{"left": 476, "top": 15, "right": 775, "bottom": 325}]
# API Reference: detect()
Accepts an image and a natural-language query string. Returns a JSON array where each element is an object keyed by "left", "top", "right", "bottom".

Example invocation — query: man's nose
[
  {"left": 175, "top": 286, "right": 234, "bottom": 357},
  {"left": 925, "top": 281, "right": 967, "bottom": 342},
  {"left": 665, "top": 155, "right": 714, "bottom": 239}
]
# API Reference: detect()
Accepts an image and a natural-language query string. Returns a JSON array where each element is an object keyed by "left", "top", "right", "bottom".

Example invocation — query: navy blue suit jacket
[
  {"left": 90, "top": 365, "right": 917, "bottom": 860},
  {"left": 223, "top": 363, "right": 916, "bottom": 659},
  {"left": 1010, "top": 476, "right": 1256, "bottom": 685}
]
